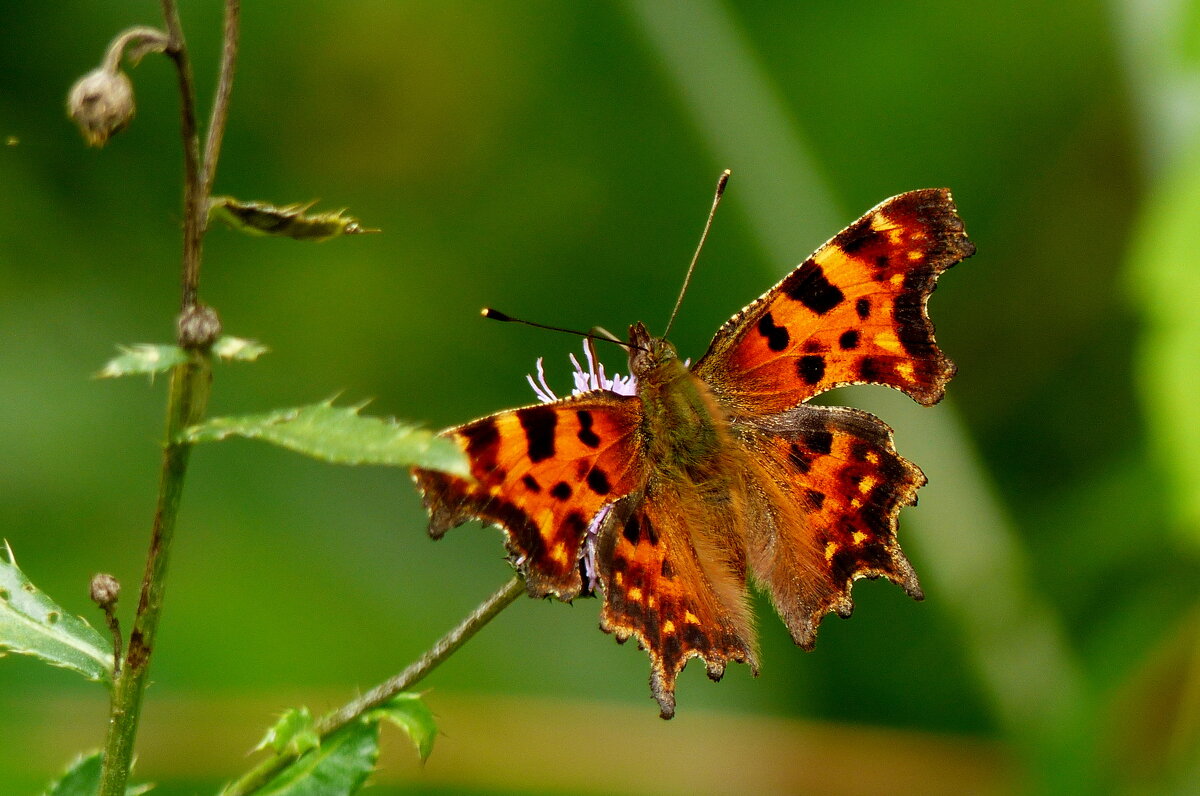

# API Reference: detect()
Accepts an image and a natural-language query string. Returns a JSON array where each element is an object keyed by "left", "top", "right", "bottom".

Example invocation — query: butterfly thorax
[{"left": 627, "top": 322, "right": 736, "bottom": 488}]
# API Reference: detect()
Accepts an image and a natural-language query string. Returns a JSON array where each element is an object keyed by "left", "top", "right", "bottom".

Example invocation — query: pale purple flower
[{"left": 527, "top": 342, "right": 637, "bottom": 403}]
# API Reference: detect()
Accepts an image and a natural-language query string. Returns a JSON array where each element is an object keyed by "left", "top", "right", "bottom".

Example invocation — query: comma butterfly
[{"left": 412, "top": 184, "right": 974, "bottom": 718}]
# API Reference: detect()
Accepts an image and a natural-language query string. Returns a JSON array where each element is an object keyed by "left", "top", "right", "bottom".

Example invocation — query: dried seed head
[
  {"left": 67, "top": 67, "right": 135, "bottom": 147},
  {"left": 89, "top": 573, "right": 120, "bottom": 608}
]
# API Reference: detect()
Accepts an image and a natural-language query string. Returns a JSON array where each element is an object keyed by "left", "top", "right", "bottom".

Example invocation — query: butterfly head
[{"left": 627, "top": 321, "right": 679, "bottom": 380}]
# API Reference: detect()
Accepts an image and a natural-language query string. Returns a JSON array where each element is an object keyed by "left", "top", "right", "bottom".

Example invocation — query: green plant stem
[
  {"left": 158, "top": 0, "right": 203, "bottom": 312},
  {"left": 200, "top": 0, "right": 240, "bottom": 206},
  {"left": 99, "top": 355, "right": 211, "bottom": 796},
  {"left": 99, "top": 2, "right": 240, "bottom": 792},
  {"left": 223, "top": 575, "right": 527, "bottom": 796}
]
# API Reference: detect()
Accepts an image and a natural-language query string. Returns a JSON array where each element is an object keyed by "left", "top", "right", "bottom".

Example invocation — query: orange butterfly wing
[
  {"left": 596, "top": 489, "right": 758, "bottom": 719},
  {"left": 412, "top": 392, "right": 646, "bottom": 599},
  {"left": 694, "top": 188, "right": 974, "bottom": 413},
  {"left": 738, "top": 405, "right": 925, "bottom": 648}
]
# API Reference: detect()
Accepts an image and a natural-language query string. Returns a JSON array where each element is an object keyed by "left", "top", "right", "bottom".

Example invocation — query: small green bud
[{"left": 67, "top": 66, "right": 135, "bottom": 147}]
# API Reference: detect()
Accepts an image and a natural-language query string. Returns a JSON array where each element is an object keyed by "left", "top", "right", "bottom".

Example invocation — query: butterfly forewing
[
  {"left": 694, "top": 188, "right": 974, "bottom": 414},
  {"left": 413, "top": 391, "right": 646, "bottom": 599}
]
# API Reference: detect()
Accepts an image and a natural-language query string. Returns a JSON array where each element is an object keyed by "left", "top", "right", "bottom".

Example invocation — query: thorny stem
[
  {"left": 98, "top": 2, "right": 240, "bottom": 793},
  {"left": 223, "top": 576, "right": 527, "bottom": 796}
]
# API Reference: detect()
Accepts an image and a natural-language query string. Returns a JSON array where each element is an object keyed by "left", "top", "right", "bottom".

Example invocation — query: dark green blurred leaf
[
  {"left": 1128, "top": 133, "right": 1200, "bottom": 546},
  {"left": 367, "top": 692, "right": 437, "bottom": 762},
  {"left": 42, "top": 750, "right": 152, "bottom": 795},
  {"left": 209, "top": 197, "right": 377, "bottom": 242},
  {"left": 254, "top": 721, "right": 379, "bottom": 796},
  {"left": 180, "top": 399, "right": 469, "bottom": 475},
  {"left": 254, "top": 707, "right": 320, "bottom": 757},
  {"left": 0, "top": 542, "right": 112, "bottom": 684},
  {"left": 97, "top": 337, "right": 267, "bottom": 379}
]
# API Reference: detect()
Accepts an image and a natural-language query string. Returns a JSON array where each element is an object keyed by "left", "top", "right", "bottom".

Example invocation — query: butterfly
[{"left": 412, "top": 187, "right": 974, "bottom": 718}]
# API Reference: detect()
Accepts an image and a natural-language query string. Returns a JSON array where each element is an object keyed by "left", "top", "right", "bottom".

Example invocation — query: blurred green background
[{"left": 3, "top": 1, "right": 1200, "bottom": 794}]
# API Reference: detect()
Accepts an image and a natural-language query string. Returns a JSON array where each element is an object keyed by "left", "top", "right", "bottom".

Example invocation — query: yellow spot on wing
[
  {"left": 550, "top": 542, "right": 567, "bottom": 565},
  {"left": 874, "top": 333, "right": 903, "bottom": 353},
  {"left": 627, "top": 586, "right": 643, "bottom": 602},
  {"left": 896, "top": 362, "right": 915, "bottom": 380},
  {"left": 852, "top": 531, "right": 868, "bottom": 545},
  {"left": 907, "top": 250, "right": 924, "bottom": 261},
  {"left": 824, "top": 541, "right": 838, "bottom": 562},
  {"left": 866, "top": 451, "right": 881, "bottom": 464},
  {"left": 858, "top": 475, "right": 878, "bottom": 493},
  {"left": 684, "top": 611, "right": 700, "bottom": 624},
  {"left": 662, "top": 619, "right": 676, "bottom": 634},
  {"left": 614, "top": 571, "right": 623, "bottom": 586}
]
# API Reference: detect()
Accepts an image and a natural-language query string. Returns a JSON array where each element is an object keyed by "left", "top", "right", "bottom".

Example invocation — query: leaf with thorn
[
  {"left": 255, "top": 707, "right": 321, "bottom": 757},
  {"left": 248, "top": 721, "right": 379, "bottom": 796},
  {"left": 208, "top": 197, "right": 378, "bottom": 242},
  {"left": 97, "top": 336, "right": 267, "bottom": 379},
  {"left": 367, "top": 693, "right": 437, "bottom": 762},
  {"left": 181, "top": 399, "right": 470, "bottom": 476},
  {"left": 0, "top": 542, "right": 113, "bottom": 684}
]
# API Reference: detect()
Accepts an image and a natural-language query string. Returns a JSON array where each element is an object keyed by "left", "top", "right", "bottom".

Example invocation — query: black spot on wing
[
  {"left": 802, "top": 429, "right": 834, "bottom": 455},
  {"left": 859, "top": 356, "right": 884, "bottom": 382},
  {"left": 855, "top": 298, "right": 871, "bottom": 320},
  {"left": 460, "top": 418, "right": 500, "bottom": 476},
  {"left": 551, "top": 482, "right": 572, "bottom": 500},
  {"left": 788, "top": 443, "right": 813, "bottom": 474},
  {"left": 797, "top": 355, "right": 826, "bottom": 385},
  {"left": 622, "top": 514, "right": 641, "bottom": 545},
  {"left": 783, "top": 261, "right": 844, "bottom": 314},
  {"left": 836, "top": 215, "right": 884, "bottom": 254},
  {"left": 521, "top": 475, "right": 541, "bottom": 492},
  {"left": 806, "top": 489, "right": 826, "bottom": 509},
  {"left": 756, "top": 312, "right": 790, "bottom": 352},
  {"left": 518, "top": 405, "right": 557, "bottom": 463},
  {"left": 576, "top": 410, "right": 601, "bottom": 448},
  {"left": 839, "top": 330, "right": 860, "bottom": 350},
  {"left": 587, "top": 467, "right": 611, "bottom": 495}
]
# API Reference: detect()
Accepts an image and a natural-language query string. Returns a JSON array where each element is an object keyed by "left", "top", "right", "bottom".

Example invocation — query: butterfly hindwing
[
  {"left": 738, "top": 404, "right": 925, "bottom": 648},
  {"left": 596, "top": 492, "right": 758, "bottom": 719},
  {"left": 694, "top": 188, "right": 974, "bottom": 414},
  {"left": 412, "top": 392, "right": 646, "bottom": 599}
]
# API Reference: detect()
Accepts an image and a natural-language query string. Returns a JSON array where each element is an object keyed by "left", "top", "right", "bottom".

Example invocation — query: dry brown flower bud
[
  {"left": 67, "top": 67, "right": 135, "bottom": 147},
  {"left": 89, "top": 572, "right": 121, "bottom": 608}
]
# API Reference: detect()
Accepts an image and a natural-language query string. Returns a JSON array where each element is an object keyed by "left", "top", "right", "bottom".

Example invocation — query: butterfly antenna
[
  {"left": 662, "top": 168, "right": 731, "bottom": 339},
  {"left": 482, "top": 308, "right": 644, "bottom": 351}
]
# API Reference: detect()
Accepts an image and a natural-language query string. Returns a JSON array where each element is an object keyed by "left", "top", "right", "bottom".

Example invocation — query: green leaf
[
  {"left": 367, "top": 692, "right": 437, "bottom": 762},
  {"left": 212, "top": 336, "right": 269, "bottom": 362},
  {"left": 41, "top": 750, "right": 152, "bottom": 795},
  {"left": 97, "top": 336, "right": 267, "bottom": 378},
  {"left": 255, "top": 721, "right": 379, "bottom": 796},
  {"left": 209, "top": 196, "right": 377, "bottom": 242},
  {"left": 180, "top": 399, "right": 469, "bottom": 476},
  {"left": 96, "top": 344, "right": 188, "bottom": 379},
  {"left": 255, "top": 707, "right": 320, "bottom": 757},
  {"left": 0, "top": 542, "right": 112, "bottom": 684}
]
